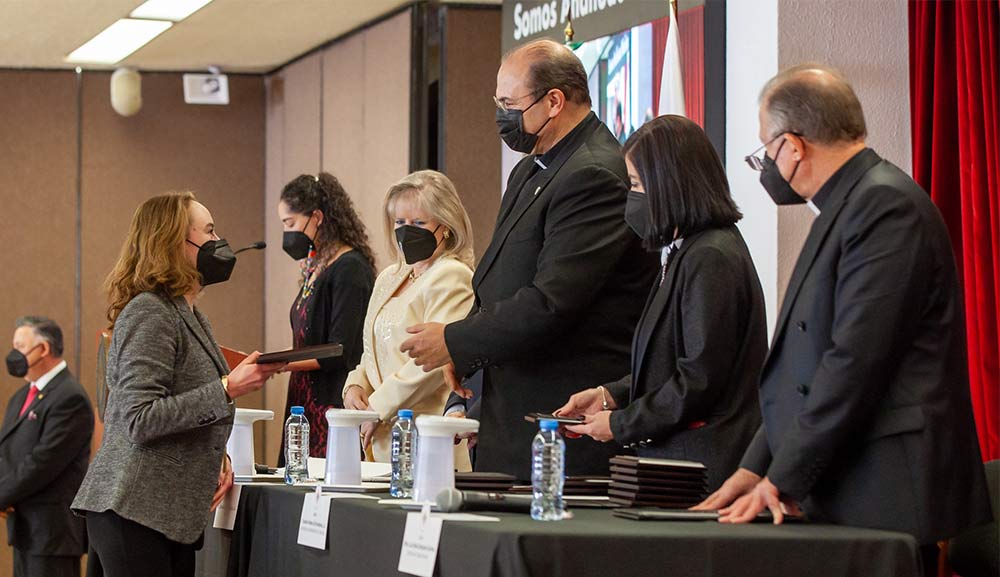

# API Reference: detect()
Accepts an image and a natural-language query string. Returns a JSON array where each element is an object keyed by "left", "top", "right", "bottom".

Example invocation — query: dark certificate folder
[{"left": 256, "top": 343, "right": 343, "bottom": 364}]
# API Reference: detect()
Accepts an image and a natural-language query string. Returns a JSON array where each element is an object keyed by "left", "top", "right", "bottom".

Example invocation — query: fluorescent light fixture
[
  {"left": 130, "top": 0, "right": 214, "bottom": 22},
  {"left": 66, "top": 19, "right": 172, "bottom": 65}
]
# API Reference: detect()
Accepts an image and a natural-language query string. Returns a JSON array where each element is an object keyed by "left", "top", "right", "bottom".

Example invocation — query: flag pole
[{"left": 564, "top": 5, "right": 575, "bottom": 45}]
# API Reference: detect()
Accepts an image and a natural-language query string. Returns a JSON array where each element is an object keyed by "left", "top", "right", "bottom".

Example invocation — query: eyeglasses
[
  {"left": 744, "top": 132, "right": 799, "bottom": 171},
  {"left": 493, "top": 89, "right": 547, "bottom": 113}
]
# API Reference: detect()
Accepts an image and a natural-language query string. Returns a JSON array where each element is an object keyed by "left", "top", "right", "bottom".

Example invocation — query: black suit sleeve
[
  {"left": 739, "top": 424, "right": 771, "bottom": 477},
  {"left": 767, "top": 188, "right": 928, "bottom": 501},
  {"left": 0, "top": 392, "right": 93, "bottom": 508},
  {"left": 446, "top": 165, "right": 633, "bottom": 372},
  {"left": 608, "top": 246, "right": 750, "bottom": 445}
]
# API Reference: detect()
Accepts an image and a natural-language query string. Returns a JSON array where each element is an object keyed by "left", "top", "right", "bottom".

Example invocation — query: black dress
[{"left": 280, "top": 250, "right": 374, "bottom": 461}]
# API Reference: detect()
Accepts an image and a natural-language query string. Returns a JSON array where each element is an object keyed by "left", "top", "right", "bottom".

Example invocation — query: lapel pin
[
  {"left": 534, "top": 186, "right": 542, "bottom": 196},
  {"left": 37, "top": 393, "right": 44, "bottom": 401},
  {"left": 28, "top": 411, "right": 38, "bottom": 421}
]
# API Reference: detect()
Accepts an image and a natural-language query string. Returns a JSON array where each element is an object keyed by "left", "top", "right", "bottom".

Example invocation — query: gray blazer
[{"left": 72, "top": 291, "right": 234, "bottom": 544}]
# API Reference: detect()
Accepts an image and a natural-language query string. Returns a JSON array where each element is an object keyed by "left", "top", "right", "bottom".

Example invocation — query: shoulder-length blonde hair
[
  {"left": 105, "top": 191, "right": 201, "bottom": 327},
  {"left": 383, "top": 170, "right": 474, "bottom": 270}
]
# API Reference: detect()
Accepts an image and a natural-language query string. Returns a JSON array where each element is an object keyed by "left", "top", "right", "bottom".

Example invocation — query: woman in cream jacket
[{"left": 343, "top": 170, "right": 474, "bottom": 470}]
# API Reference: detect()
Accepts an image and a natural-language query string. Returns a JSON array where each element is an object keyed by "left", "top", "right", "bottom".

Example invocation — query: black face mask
[
  {"left": 283, "top": 214, "right": 314, "bottom": 261},
  {"left": 759, "top": 140, "right": 805, "bottom": 206},
  {"left": 6, "top": 344, "right": 42, "bottom": 378},
  {"left": 624, "top": 191, "right": 650, "bottom": 240},
  {"left": 187, "top": 238, "right": 237, "bottom": 286},
  {"left": 496, "top": 92, "right": 552, "bottom": 154},
  {"left": 395, "top": 225, "right": 441, "bottom": 265}
]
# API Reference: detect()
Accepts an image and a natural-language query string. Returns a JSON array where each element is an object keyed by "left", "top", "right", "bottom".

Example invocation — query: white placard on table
[
  {"left": 431, "top": 513, "right": 500, "bottom": 522},
  {"left": 297, "top": 488, "right": 334, "bottom": 550},
  {"left": 398, "top": 508, "right": 444, "bottom": 577},
  {"left": 212, "top": 484, "right": 242, "bottom": 530},
  {"left": 324, "top": 492, "right": 379, "bottom": 500}
]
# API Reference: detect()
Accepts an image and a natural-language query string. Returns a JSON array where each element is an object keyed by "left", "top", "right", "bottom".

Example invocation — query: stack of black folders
[
  {"left": 608, "top": 456, "right": 707, "bottom": 508},
  {"left": 454, "top": 472, "right": 517, "bottom": 493}
]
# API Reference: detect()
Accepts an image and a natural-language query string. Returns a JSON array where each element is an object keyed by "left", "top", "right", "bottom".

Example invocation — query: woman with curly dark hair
[{"left": 277, "top": 173, "right": 376, "bottom": 461}]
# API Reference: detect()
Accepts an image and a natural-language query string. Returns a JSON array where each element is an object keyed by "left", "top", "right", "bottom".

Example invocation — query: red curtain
[
  {"left": 910, "top": 0, "right": 1000, "bottom": 461},
  {"left": 651, "top": 6, "right": 705, "bottom": 127}
]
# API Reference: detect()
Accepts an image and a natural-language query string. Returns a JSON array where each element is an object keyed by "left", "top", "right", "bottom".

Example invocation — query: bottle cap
[
  {"left": 539, "top": 419, "right": 559, "bottom": 431},
  {"left": 290, "top": 406, "right": 305, "bottom": 416},
  {"left": 398, "top": 409, "right": 414, "bottom": 419}
]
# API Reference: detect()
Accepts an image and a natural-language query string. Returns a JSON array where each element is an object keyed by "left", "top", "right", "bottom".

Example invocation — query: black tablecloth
[{"left": 197, "top": 484, "right": 920, "bottom": 577}]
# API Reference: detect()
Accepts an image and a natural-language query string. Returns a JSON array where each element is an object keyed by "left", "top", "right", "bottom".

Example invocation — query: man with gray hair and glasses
[
  {"left": 695, "top": 64, "right": 991, "bottom": 575},
  {"left": 1, "top": 316, "right": 93, "bottom": 577}
]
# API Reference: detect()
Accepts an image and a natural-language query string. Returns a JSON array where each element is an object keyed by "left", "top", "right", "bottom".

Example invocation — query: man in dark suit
[
  {"left": 401, "top": 39, "right": 658, "bottom": 480},
  {"left": 698, "top": 65, "right": 991, "bottom": 571},
  {"left": 1, "top": 317, "right": 93, "bottom": 577}
]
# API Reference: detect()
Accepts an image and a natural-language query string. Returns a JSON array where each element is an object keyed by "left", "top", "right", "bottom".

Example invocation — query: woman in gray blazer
[{"left": 72, "top": 192, "right": 284, "bottom": 577}]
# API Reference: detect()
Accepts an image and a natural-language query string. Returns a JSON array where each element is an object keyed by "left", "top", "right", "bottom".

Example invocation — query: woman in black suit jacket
[{"left": 556, "top": 115, "right": 767, "bottom": 492}]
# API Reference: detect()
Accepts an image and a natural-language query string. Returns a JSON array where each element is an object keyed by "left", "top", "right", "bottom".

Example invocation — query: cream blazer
[{"left": 343, "top": 256, "right": 474, "bottom": 470}]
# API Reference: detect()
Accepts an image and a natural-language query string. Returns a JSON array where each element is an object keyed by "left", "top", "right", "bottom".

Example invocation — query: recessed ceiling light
[
  {"left": 66, "top": 19, "right": 172, "bottom": 65},
  {"left": 130, "top": 0, "right": 214, "bottom": 22}
]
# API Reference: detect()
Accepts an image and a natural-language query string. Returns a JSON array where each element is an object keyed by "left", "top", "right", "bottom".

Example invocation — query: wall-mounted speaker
[{"left": 110, "top": 68, "right": 142, "bottom": 117}]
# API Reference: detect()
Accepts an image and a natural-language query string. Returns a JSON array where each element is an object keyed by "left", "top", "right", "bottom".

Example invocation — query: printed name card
[
  {"left": 297, "top": 487, "right": 334, "bottom": 550},
  {"left": 398, "top": 505, "right": 444, "bottom": 577}
]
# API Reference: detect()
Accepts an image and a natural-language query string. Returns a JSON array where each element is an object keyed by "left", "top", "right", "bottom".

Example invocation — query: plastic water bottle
[
  {"left": 284, "top": 406, "right": 309, "bottom": 484},
  {"left": 390, "top": 409, "right": 415, "bottom": 498},
  {"left": 531, "top": 419, "right": 565, "bottom": 521}
]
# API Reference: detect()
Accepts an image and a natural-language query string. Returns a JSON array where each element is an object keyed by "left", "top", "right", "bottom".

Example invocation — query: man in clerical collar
[
  {"left": 698, "top": 64, "right": 991, "bottom": 575},
  {"left": 401, "top": 39, "right": 658, "bottom": 480}
]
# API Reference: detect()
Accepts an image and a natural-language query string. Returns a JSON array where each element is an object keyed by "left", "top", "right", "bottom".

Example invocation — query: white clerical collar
[
  {"left": 33, "top": 360, "right": 67, "bottom": 392},
  {"left": 661, "top": 238, "right": 684, "bottom": 266},
  {"left": 806, "top": 200, "right": 821, "bottom": 215},
  {"left": 534, "top": 157, "right": 548, "bottom": 171}
]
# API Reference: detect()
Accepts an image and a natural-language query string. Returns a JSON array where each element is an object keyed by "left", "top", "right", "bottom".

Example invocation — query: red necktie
[{"left": 18, "top": 385, "right": 38, "bottom": 418}]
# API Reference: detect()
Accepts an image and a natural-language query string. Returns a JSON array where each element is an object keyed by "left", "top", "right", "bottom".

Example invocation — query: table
[{"left": 195, "top": 485, "right": 921, "bottom": 577}]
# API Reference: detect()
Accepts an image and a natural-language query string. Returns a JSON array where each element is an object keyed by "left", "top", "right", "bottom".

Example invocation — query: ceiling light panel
[
  {"left": 65, "top": 18, "right": 173, "bottom": 65},
  {"left": 130, "top": 0, "right": 214, "bottom": 22}
]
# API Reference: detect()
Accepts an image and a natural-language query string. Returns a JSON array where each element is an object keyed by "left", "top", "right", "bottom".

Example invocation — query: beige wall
[
  {"left": 322, "top": 10, "right": 412, "bottom": 269},
  {"left": 0, "top": 71, "right": 78, "bottom": 575},
  {"left": 775, "top": 0, "right": 912, "bottom": 307},
  {"left": 262, "top": 10, "right": 412, "bottom": 463},
  {"left": 263, "top": 52, "right": 324, "bottom": 463},
  {"left": 444, "top": 8, "right": 502, "bottom": 263},
  {"left": 727, "top": 0, "right": 912, "bottom": 333},
  {"left": 0, "top": 70, "right": 79, "bottom": 405}
]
